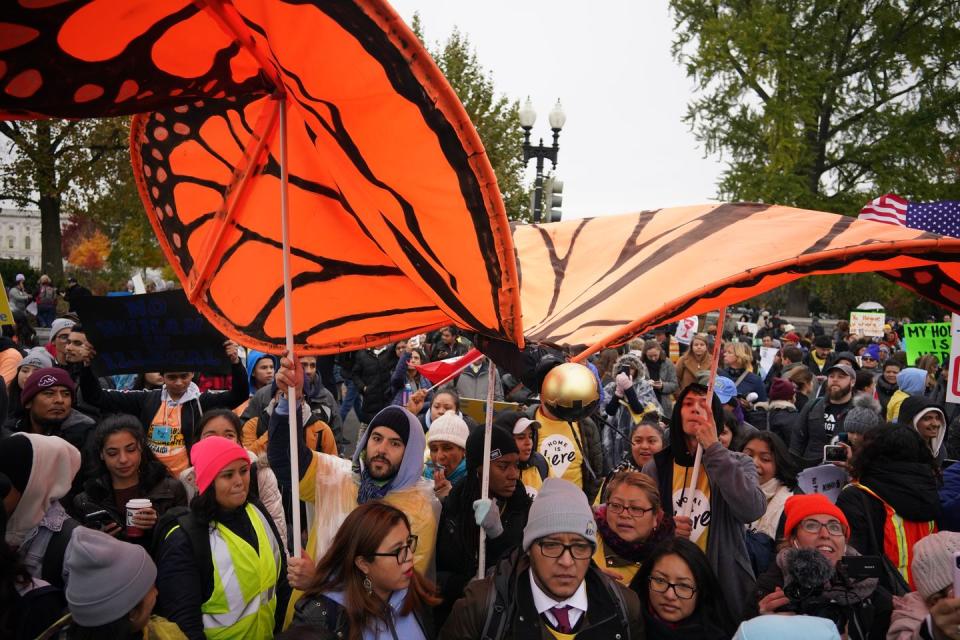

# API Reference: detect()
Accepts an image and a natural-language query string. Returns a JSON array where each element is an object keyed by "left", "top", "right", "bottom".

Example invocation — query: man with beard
[
  {"left": 10, "top": 367, "right": 97, "bottom": 488},
  {"left": 268, "top": 353, "right": 439, "bottom": 598},
  {"left": 789, "top": 363, "right": 855, "bottom": 468}
]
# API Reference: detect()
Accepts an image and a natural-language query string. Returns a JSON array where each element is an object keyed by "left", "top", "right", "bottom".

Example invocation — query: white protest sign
[
  {"left": 849, "top": 311, "right": 885, "bottom": 338},
  {"left": 758, "top": 347, "right": 778, "bottom": 379},
  {"left": 948, "top": 314, "right": 960, "bottom": 404},
  {"left": 797, "top": 464, "right": 848, "bottom": 503},
  {"left": 675, "top": 316, "right": 698, "bottom": 345}
]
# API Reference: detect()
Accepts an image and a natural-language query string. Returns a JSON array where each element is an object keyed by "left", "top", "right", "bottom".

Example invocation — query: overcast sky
[{"left": 390, "top": 0, "right": 725, "bottom": 219}]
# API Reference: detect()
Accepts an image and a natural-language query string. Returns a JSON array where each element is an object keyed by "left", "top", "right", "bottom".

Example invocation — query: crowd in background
[{"left": 3, "top": 298, "right": 960, "bottom": 640}]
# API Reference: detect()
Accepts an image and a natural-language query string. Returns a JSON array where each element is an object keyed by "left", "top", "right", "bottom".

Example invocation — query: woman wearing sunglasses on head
[
  {"left": 292, "top": 501, "right": 440, "bottom": 640},
  {"left": 635, "top": 537, "right": 735, "bottom": 640},
  {"left": 592, "top": 471, "right": 674, "bottom": 590}
]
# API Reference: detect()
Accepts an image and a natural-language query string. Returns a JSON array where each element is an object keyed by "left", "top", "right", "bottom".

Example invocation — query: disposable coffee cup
[{"left": 126, "top": 498, "right": 152, "bottom": 538}]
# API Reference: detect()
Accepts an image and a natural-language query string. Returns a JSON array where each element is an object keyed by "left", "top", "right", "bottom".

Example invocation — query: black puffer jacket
[
  {"left": 352, "top": 347, "right": 399, "bottom": 423},
  {"left": 836, "top": 463, "right": 941, "bottom": 593},
  {"left": 435, "top": 475, "right": 531, "bottom": 627}
]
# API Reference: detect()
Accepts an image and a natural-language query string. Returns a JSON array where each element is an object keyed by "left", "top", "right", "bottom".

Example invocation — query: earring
[{"left": 362, "top": 574, "right": 373, "bottom": 594}]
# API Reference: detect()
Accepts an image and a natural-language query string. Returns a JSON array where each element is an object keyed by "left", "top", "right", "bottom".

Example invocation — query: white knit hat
[
  {"left": 426, "top": 411, "right": 469, "bottom": 449},
  {"left": 912, "top": 532, "right": 960, "bottom": 601}
]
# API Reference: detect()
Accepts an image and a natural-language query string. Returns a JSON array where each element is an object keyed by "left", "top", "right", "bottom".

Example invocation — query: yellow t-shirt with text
[
  {"left": 672, "top": 461, "right": 712, "bottom": 553},
  {"left": 535, "top": 409, "right": 584, "bottom": 489}
]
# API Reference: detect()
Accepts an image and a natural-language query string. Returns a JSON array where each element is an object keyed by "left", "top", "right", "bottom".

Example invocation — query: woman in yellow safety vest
[{"left": 155, "top": 436, "right": 290, "bottom": 640}]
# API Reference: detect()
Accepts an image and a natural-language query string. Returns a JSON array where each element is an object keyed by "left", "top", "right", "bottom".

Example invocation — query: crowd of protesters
[{"left": 4, "top": 301, "right": 960, "bottom": 640}]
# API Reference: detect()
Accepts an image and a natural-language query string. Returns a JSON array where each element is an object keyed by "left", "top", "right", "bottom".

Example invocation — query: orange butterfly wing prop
[
  {"left": 513, "top": 204, "right": 960, "bottom": 356},
  {"left": 0, "top": 1, "right": 523, "bottom": 353}
]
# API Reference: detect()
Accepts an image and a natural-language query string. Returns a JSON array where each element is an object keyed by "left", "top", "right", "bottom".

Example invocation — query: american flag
[{"left": 859, "top": 193, "right": 960, "bottom": 237}]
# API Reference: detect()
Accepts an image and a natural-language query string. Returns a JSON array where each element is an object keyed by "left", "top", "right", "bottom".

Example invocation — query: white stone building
[{"left": 0, "top": 207, "right": 69, "bottom": 269}]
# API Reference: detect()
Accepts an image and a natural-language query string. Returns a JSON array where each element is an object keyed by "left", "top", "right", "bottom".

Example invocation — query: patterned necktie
[{"left": 550, "top": 605, "right": 572, "bottom": 633}]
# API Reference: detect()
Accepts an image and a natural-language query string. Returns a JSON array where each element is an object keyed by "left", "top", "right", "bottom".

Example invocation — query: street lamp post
[{"left": 520, "top": 98, "right": 565, "bottom": 223}]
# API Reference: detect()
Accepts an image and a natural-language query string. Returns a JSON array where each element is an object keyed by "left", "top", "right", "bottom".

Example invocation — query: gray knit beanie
[
  {"left": 843, "top": 394, "right": 882, "bottom": 435},
  {"left": 18, "top": 346, "right": 54, "bottom": 371},
  {"left": 65, "top": 527, "right": 157, "bottom": 626},
  {"left": 522, "top": 478, "right": 597, "bottom": 551},
  {"left": 912, "top": 532, "right": 960, "bottom": 601}
]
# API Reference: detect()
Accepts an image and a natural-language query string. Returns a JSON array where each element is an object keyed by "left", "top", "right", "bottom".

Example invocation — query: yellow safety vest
[{"left": 201, "top": 503, "right": 281, "bottom": 640}]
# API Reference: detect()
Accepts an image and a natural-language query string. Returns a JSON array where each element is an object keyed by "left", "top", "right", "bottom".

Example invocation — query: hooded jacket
[
  {"left": 897, "top": 395, "right": 947, "bottom": 462},
  {"left": 887, "top": 368, "right": 927, "bottom": 421},
  {"left": 641, "top": 384, "right": 765, "bottom": 620},
  {"left": 245, "top": 350, "right": 277, "bottom": 396},
  {"left": 267, "top": 402, "right": 440, "bottom": 578}
]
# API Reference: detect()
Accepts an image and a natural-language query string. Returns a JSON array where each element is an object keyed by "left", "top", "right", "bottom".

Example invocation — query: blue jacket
[
  {"left": 719, "top": 367, "right": 768, "bottom": 402},
  {"left": 939, "top": 463, "right": 960, "bottom": 532}
]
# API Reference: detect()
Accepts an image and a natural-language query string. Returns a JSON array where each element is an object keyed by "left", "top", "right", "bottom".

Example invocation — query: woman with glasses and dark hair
[
  {"left": 292, "top": 501, "right": 440, "bottom": 639},
  {"left": 592, "top": 471, "right": 675, "bottom": 590},
  {"left": 751, "top": 494, "right": 892, "bottom": 639},
  {"left": 636, "top": 537, "right": 735, "bottom": 639}
]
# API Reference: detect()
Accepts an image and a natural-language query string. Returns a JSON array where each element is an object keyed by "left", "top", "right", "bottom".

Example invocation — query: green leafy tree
[
  {"left": 670, "top": 0, "right": 960, "bottom": 315},
  {"left": 412, "top": 15, "right": 530, "bottom": 221},
  {"left": 0, "top": 119, "right": 127, "bottom": 281}
]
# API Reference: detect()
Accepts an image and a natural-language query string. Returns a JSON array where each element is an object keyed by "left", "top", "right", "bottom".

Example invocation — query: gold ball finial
[{"left": 540, "top": 362, "right": 599, "bottom": 422}]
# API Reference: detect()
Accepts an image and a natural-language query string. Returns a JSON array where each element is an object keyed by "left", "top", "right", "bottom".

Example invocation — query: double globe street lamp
[{"left": 519, "top": 98, "right": 565, "bottom": 223}]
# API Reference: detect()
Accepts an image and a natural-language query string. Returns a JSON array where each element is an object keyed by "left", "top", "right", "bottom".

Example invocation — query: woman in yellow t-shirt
[
  {"left": 592, "top": 470, "right": 675, "bottom": 590},
  {"left": 495, "top": 410, "right": 548, "bottom": 499}
]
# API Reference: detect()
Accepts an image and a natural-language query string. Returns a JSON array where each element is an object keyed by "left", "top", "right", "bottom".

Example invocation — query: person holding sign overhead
[
  {"left": 78, "top": 340, "right": 247, "bottom": 477},
  {"left": 641, "top": 382, "right": 764, "bottom": 620}
]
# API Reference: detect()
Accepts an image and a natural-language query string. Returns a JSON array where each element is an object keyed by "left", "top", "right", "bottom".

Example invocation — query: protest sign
[
  {"left": 903, "top": 322, "right": 951, "bottom": 366},
  {"left": 0, "top": 275, "right": 14, "bottom": 327},
  {"left": 797, "top": 464, "right": 848, "bottom": 503},
  {"left": 758, "top": 347, "right": 778, "bottom": 379},
  {"left": 948, "top": 314, "right": 960, "bottom": 404},
  {"left": 675, "top": 316, "right": 698, "bottom": 345},
  {"left": 73, "top": 290, "right": 231, "bottom": 376},
  {"left": 849, "top": 311, "right": 885, "bottom": 338}
]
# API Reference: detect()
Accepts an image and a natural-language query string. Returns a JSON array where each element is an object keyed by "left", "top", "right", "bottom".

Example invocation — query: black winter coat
[
  {"left": 749, "top": 555, "right": 892, "bottom": 640},
  {"left": 292, "top": 592, "right": 434, "bottom": 639},
  {"left": 836, "top": 463, "right": 941, "bottom": 594},
  {"left": 435, "top": 477, "right": 531, "bottom": 627},
  {"left": 438, "top": 550, "right": 643, "bottom": 640},
  {"left": 73, "top": 463, "right": 187, "bottom": 549},
  {"left": 154, "top": 501, "right": 290, "bottom": 640},
  {"left": 78, "top": 361, "right": 248, "bottom": 449},
  {"left": 353, "top": 348, "right": 398, "bottom": 423}
]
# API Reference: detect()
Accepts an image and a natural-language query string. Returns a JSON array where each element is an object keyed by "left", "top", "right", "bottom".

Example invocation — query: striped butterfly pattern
[
  {"left": 1, "top": 0, "right": 523, "bottom": 354},
  {"left": 513, "top": 203, "right": 960, "bottom": 355}
]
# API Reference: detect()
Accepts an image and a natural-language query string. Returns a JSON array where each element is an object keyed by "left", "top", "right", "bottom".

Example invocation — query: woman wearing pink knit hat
[{"left": 154, "top": 436, "right": 290, "bottom": 639}]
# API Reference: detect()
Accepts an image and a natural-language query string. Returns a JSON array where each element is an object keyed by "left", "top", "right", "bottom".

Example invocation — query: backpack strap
[{"left": 41, "top": 518, "right": 79, "bottom": 589}]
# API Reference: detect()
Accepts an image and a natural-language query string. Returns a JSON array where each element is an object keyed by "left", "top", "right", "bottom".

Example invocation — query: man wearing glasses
[{"left": 440, "top": 478, "right": 642, "bottom": 639}]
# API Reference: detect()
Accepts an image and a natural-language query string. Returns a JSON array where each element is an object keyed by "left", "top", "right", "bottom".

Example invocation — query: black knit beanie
[
  {"left": 466, "top": 424, "right": 519, "bottom": 471},
  {"left": 368, "top": 406, "right": 411, "bottom": 446}
]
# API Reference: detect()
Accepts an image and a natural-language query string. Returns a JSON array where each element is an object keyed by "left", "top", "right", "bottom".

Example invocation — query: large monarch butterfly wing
[
  {"left": 514, "top": 204, "right": 960, "bottom": 353},
  {"left": 880, "top": 264, "right": 960, "bottom": 312},
  {"left": 0, "top": 1, "right": 267, "bottom": 119},
  {"left": 131, "top": 0, "right": 523, "bottom": 353}
]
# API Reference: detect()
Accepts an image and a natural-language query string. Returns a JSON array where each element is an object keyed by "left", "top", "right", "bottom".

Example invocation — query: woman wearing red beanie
[
  {"left": 154, "top": 436, "right": 290, "bottom": 640},
  {"left": 748, "top": 493, "right": 892, "bottom": 639}
]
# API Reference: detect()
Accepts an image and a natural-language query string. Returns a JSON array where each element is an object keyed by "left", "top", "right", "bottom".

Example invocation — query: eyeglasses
[
  {"left": 369, "top": 535, "right": 418, "bottom": 564},
  {"left": 536, "top": 539, "right": 594, "bottom": 560},
  {"left": 606, "top": 502, "right": 654, "bottom": 518},
  {"left": 648, "top": 575, "right": 697, "bottom": 599},
  {"left": 798, "top": 518, "right": 845, "bottom": 536}
]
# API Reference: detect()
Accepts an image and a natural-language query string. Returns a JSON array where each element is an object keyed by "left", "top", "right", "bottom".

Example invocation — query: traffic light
[{"left": 543, "top": 176, "right": 563, "bottom": 222}]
